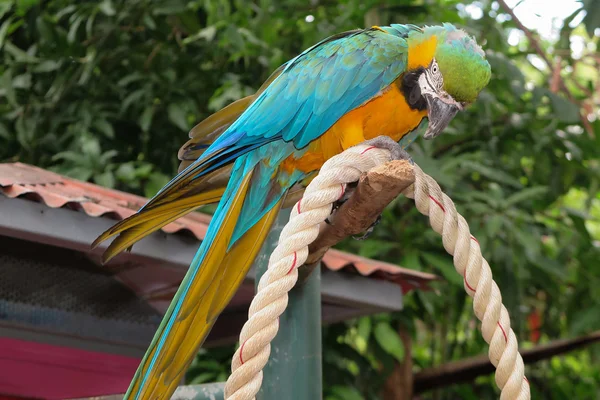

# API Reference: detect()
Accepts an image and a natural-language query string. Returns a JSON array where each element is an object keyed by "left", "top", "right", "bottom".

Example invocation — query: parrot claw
[
  {"left": 325, "top": 182, "right": 357, "bottom": 224},
  {"left": 325, "top": 198, "right": 346, "bottom": 225},
  {"left": 362, "top": 135, "right": 414, "bottom": 164},
  {"left": 353, "top": 214, "right": 382, "bottom": 240}
]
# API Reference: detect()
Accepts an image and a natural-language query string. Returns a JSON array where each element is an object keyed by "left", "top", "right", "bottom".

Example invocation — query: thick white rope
[{"left": 224, "top": 144, "right": 530, "bottom": 400}]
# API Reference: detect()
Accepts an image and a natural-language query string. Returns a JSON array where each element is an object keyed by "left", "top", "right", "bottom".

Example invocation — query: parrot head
[{"left": 407, "top": 23, "right": 491, "bottom": 139}]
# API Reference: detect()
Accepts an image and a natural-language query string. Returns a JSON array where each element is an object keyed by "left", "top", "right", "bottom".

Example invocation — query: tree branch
[
  {"left": 298, "top": 160, "right": 415, "bottom": 284},
  {"left": 382, "top": 324, "right": 414, "bottom": 400},
  {"left": 413, "top": 330, "right": 600, "bottom": 393}
]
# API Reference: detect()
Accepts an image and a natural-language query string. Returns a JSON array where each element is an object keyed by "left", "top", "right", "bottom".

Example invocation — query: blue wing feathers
[{"left": 227, "top": 27, "right": 407, "bottom": 146}]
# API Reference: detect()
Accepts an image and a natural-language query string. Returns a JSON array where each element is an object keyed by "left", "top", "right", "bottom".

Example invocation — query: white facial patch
[{"left": 418, "top": 58, "right": 444, "bottom": 96}]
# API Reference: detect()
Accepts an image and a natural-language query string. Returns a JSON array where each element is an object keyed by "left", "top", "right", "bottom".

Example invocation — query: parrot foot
[
  {"left": 325, "top": 200, "right": 346, "bottom": 225},
  {"left": 362, "top": 135, "right": 414, "bottom": 164},
  {"left": 353, "top": 214, "right": 382, "bottom": 240},
  {"left": 325, "top": 182, "right": 358, "bottom": 225}
]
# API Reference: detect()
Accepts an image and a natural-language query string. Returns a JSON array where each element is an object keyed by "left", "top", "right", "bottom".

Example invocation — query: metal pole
[{"left": 254, "top": 208, "right": 323, "bottom": 400}]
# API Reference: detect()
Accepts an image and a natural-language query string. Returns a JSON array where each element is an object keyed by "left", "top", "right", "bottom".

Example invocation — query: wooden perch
[
  {"left": 298, "top": 160, "right": 415, "bottom": 284},
  {"left": 413, "top": 330, "right": 600, "bottom": 393}
]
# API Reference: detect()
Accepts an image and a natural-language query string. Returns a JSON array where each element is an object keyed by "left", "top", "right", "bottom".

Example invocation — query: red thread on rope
[
  {"left": 296, "top": 198, "right": 302, "bottom": 214},
  {"left": 463, "top": 237, "right": 479, "bottom": 292},
  {"left": 286, "top": 251, "right": 298, "bottom": 275},
  {"left": 429, "top": 195, "right": 446, "bottom": 212},
  {"left": 360, "top": 146, "right": 376, "bottom": 155},
  {"left": 497, "top": 322, "right": 508, "bottom": 342},
  {"left": 338, "top": 184, "right": 345, "bottom": 200},
  {"left": 463, "top": 273, "right": 477, "bottom": 292},
  {"left": 239, "top": 340, "right": 247, "bottom": 364}
]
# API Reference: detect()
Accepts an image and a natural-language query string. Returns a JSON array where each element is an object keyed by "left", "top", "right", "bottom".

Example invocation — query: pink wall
[{"left": 0, "top": 338, "right": 140, "bottom": 399}]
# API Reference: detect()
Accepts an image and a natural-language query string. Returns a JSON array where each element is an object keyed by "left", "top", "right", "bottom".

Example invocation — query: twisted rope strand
[
  {"left": 403, "top": 166, "right": 530, "bottom": 400},
  {"left": 224, "top": 145, "right": 530, "bottom": 400}
]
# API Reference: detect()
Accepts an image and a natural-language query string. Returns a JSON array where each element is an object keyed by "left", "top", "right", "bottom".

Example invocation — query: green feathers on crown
[{"left": 414, "top": 23, "right": 492, "bottom": 103}]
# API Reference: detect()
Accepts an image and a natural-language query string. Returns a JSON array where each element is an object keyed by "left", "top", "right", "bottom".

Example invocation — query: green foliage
[{"left": 2, "top": 0, "right": 600, "bottom": 399}]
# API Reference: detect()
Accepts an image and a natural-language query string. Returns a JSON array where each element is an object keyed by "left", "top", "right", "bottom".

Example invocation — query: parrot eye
[
  {"left": 431, "top": 60, "right": 439, "bottom": 75},
  {"left": 429, "top": 59, "right": 443, "bottom": 90}
]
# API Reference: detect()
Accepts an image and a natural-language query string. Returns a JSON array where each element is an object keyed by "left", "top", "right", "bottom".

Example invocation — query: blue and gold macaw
[{"left": 93, "top": 23, "right": 491, "bottom": 399}]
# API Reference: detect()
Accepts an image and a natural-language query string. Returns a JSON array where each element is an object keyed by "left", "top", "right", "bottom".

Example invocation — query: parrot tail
[
  {"left": 124, "top": 161, "right": 285, "bottom": 400},
  {"left": 92, "top": 167, "right": 228, "bottom": 264}
]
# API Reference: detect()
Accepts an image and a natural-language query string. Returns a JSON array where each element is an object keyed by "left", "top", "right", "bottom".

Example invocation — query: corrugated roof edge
[{"left": 0, "top": 162, "right": 439, "bottom": 292}]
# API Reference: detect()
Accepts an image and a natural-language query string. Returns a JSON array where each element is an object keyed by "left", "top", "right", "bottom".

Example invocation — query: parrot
[{"left": 92, "top": 23, "right": 491, "bottom": 399}]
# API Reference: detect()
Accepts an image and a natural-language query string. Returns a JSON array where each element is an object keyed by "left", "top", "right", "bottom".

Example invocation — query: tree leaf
[
  {"left": 139, "top": 106, "right": 154, "bottom": 132},
  {"left": 327, "top": 386, "right": 364, "bottom": 400},
  {"left": 4, "top": 41, "right": 39, "bottom": 62},
  {"left": 421, "top": 253, "right": 462, "bottom": 286},
  {"left": 582, "top": 0, "right": 600, "bottom": 37},
  {"left": 355, "top": 317, "right": 371, "bottom": 353},
  {"left": 505, "top": 186, "right": 548, "bottom": 207},
  {"left": 547, "top": 92, "right": 580, "bottom": 124},
  {"left": 1, "top": 68, "right": 17, "bottom": 105},
  {"left": 0, "top": 2, "right": 14, "bottom": 20},
  {"left": 461, "top": 160, "right": 523, "bottom": 188},
  {"left": 0, "top": 17, "right": 13, "bottom": 50},
  {"left": 15, "top": 0, "right": 39, "bottom": 16},
  {"left": 93, "top": 118, "right": 114, "bottom": 138},
  {"left": 168, "top": 103, "right": 189, "bottom": 131},
  {"left": 400, "top": 251, "right": 423, "bottom": 271},
  {"left": 145, "top": 172, "right": 170, "bottom": 198},
  {"left": 95, "top": 171, "right": 115, "bottom": 188},
  {"left": 570, "top": 306, "right": 600, "bottom": 336},
  {"left": 485, "top": 214, "right": 504, "bottom": 238},
  {"left": 182, "top": 25, "right": 217, "bottom": 44},
  {"left": 98, "top": 0, "right": 116, "bottom": 16},
  {"left": 373, "top": 322, "right": 404, "bottom": 363},
  {"left": 67, "top": 14, "right": 84, "bottom": 43},
  {"left": 33, "top": 60, "right": 62, "bottom": 73},
  {"left": 116, "top": 163, "right": 136, "bottom": 182}
]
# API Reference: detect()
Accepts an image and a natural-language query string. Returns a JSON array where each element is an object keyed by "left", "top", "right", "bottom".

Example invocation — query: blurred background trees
[{"left": 1, "top": 0, "right": 600, "bottom": 398}]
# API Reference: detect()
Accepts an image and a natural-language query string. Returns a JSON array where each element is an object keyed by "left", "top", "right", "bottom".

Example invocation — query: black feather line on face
[{"left": 399, "top": 67, "right": 427, "bottom": 111}]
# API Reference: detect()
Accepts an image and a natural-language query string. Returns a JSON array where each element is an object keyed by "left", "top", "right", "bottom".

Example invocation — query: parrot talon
[
  {"left": 325, "top": 197, "right": 349, "bottom": 224},
  {"left": 362, "top": 135, "right": 414, "bottom": 164},
  {"left": 325, "top": 181, "right": 359, "bottom": 225},
  {"left": 353, "top": 214, "right": 382, "bottom": 240}
]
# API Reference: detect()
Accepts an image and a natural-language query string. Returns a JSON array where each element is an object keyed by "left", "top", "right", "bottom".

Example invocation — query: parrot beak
[{"left": 423, "top": 93, "right": 461, "bottom": 139}]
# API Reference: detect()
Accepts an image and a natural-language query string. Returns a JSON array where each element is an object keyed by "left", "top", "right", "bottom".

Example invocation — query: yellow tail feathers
[
  {"left": 93, "top": 186, "right": 225, "bottom": 263},
  {"left": 128, "top": 172, "right": 283, "bottom": 400}
]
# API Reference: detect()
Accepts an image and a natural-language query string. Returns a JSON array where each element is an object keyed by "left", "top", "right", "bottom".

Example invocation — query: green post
[{"left": 254, "top": 208, "right": 323, "bottom": 400}]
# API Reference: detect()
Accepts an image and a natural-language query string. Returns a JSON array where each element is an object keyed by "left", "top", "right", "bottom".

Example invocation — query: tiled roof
[{"left": 0, "top": 162, "right": 438, "bottom": 293}]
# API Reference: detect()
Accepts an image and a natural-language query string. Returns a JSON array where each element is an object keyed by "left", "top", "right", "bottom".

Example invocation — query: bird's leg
[
  {"left": 325, "top": 181, "right": 357, "bottom": 225},
  {"left": 361, "top": 135, "right": 414, "bottom": 164},
  {"left": 350, "top": 136, "right": 413, "bottom": 240}
]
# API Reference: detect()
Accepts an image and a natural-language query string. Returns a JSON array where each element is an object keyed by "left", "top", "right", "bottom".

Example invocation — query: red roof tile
[
  {"left": 0, "top": 162, "right": 438, "bottom": 293},
  {"left": 0, "top": 163, "right": 210, "bottom": 238}
]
